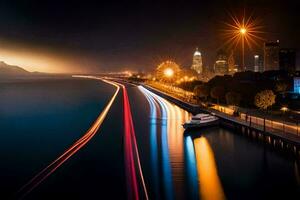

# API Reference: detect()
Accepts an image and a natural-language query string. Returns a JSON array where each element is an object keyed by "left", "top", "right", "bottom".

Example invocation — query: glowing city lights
[
  {"left": 164, "top": 68, "right": 174, "bottom": 77},
  {"left": 156, "top": 60, "right": 180, "bottom": 81},
  {"left": 194, "top": 137, "right": 225, "bottom": 200}
]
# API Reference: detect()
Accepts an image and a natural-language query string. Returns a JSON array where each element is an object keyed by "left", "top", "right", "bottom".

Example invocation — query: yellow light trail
[
  {"left": 139, "top": 86, "right": 225, "bottom": 199},
  {"left": 194, "top": 137, "right": 225, "bottom": 200},
  {"left": 17, "top": 76, "right": 120, "bottom": 199},
  {"left": 138, "top": 86, "right": 191, "bottom": 198}
]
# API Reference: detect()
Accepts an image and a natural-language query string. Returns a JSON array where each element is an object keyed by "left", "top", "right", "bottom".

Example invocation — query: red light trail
[
  {"left": 120, "top": 83, "right": 149, "bottom": 200},
  {"left": 17, "top": 77, "right": 120, "bottom": 199},
  {"left": 18, "top": 77, "right": 148, "bottom": 199}
]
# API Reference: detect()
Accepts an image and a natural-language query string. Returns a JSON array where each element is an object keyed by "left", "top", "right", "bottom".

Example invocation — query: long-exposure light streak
[
  {"left": 117, "top": 83, "right": 148, "bottom": 200},
  {"left": 184, "top": 136, "right": 199, "bottom": 199},
  {"left": 138, "top": 86, "right": 163, "bottom": 198},
  {"left": 138, "top": 86, "right": 174, "bottom": 200},
  {"left": 140, "top": 86, "right": 222, "bottom": 200},
  {"left": 194, "top": 137, "right": 225, "bottom": 200},
  {"left": 18, "top": 77, "right": 120, "bottom": 199},
  {"left": 139, "top": 86, "right": 191, "bottom": 199},
  {"left": 160, "top": 93, "right": 187, "bottom": 199},
  {"left": 123, "top": 84, "right": 139, "bottom": 200}
]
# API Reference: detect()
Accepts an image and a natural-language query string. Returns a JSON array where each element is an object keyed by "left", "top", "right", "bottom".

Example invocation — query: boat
[{"left": 183, "top": 113, "right": 219, "bottom": 130}]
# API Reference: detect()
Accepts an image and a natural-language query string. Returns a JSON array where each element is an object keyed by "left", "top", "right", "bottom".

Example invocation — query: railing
[
  {"left": 145, "top": 83, "right": 300, "bottom": 142},
  {"left": 212, "top": 104, "right": 300, "bottom": 138},
  {"left": 242, "top": 114, "right": 300, "bottom": 137}
]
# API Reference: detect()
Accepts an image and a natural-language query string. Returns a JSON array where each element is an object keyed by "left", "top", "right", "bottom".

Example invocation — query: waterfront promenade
[{"left": 142, "top": 83, "right": 300, "bottom": 150}]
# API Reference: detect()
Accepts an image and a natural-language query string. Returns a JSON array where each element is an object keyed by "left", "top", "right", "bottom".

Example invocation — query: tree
[
  {"left": 193, "top": 84, "right": 210, "bottom": 101},
  {"left": 254, "top": 90, "right": 276, "bottom": 110},
  {"left": 210, "top": 86, "right": 225, "bottom": 104},
  {"left": 228, "top": 50, "right": 235, "bottom": 73},
  {"left": 275, "top": 82, "right": 288, "bottom": 94},
  {"left": 225, "top": 91, "right": 241, "bottom": 107}
]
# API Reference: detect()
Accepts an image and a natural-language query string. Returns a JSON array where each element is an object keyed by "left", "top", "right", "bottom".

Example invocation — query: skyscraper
[
  {"left": 254, "top": 55, "right": 259, "bottom": 72},
  {"left": 264, "top": 41, "right": 280, "bottom": 71},
  {"left": 279, "top": 48, "right": 296, "bottom": 73},
  {"left": 214, "top": 49, "right": 228, "bottom": 74},
  {"left": 191, "top": 48, "right": 203, "bottom": 74}
]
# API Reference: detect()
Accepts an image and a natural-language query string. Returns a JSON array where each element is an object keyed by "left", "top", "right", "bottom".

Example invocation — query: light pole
[
  {"left": 224, "top": 14, "right": 264, "bottom": 72},
  {"left": 239, "top": 27, "right": 247, "bottom": 71}
]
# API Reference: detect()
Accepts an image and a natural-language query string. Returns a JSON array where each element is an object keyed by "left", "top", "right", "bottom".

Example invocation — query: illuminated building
[
  {"left": 279, "top": 48, "right": 296, "bottom": 73},
  {"left": 294, "top": 77, "right": 300, "bottom": 94},
  {"left": 264, "top": 41, "right": 280, "bottom": 71},
  {"left": 214, "top": 50, "right": 228, "bottom": 74},
  {"left": 191, "top": 48, "right": 203, "bottom": 74},
  {"left": 254, "top": 55, "right": 259, "bottom": 72},
  {"left": 254, "top": 55, "right": 263, "bottom": 72}
]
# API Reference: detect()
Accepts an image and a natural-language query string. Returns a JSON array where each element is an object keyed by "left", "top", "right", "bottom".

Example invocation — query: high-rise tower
[
  {"left": 279, "top": 48, "right": 296, "bottom": 73},
  {"left": 214, "top": 49, "right": 228, "bottom": 74},
  {"left": 191, "top": 48, "right": 203, "bottom": 74},
  {"left": 264, "top": 41, "right": 280, "bottom": 71},
  {"left": 254, "top": 55, "right": 259, "bottom": 72}
]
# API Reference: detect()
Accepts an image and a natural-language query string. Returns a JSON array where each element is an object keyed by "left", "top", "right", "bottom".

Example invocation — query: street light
[
  {"left": 281, "top": 106, "right": 289, "bottom": 114},
  {"left": 240, "top": 28, "right": 247, "bottom": 34},
  {"left": 240, "top": 27, "right": 247, "bottom": 71},
  {"left": 223, "top": 14, "right": 264, "bottom": 72}
]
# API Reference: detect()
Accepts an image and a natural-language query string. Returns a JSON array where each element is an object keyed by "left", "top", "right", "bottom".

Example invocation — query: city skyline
[
  {"left": 1, "top": 1, "right": 300, "bottom": 199},
  {"left": 0, "top": 0, "right": 299, "bottom": 73}
]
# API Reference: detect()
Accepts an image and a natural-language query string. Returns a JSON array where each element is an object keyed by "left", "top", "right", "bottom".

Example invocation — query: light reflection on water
[
  {"left": 165, "top": 100, "right": 188, "bottom": 199},
  {"left": 194, "top": 137, "right": 225, "bottom": 200},
  {"left": 139, "top": 86, "right": 300, "bottom": 200},
  {"left": 153, "top": 92, "right": 174, "bottom": 200},
  {"left": 184, "top": 136, "right": 199, "bottom": 199},
  {"left": 140, "top": 86, "right": 225, "bottom": 199}
]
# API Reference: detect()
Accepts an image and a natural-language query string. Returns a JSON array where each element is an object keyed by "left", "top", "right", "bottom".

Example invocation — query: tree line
[{"left": 181, "top": 71, "right": 293, "bottom": 110}]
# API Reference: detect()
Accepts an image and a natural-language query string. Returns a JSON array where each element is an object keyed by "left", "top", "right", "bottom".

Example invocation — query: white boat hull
[{"left": 183, "top": 119, "right": 219, "bottom": 130}]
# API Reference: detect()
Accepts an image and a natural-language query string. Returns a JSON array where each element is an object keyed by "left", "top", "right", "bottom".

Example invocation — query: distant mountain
[{"left": 0, "top": 61, "right": 30, "bottom": 76}]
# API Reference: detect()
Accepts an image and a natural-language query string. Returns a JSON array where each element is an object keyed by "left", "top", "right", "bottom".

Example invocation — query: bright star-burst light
[
  {"left": 222, "top": 13, "right": 264, "bottom": 50},
  {"left": 240, "top": 28, "right": 247, "bottom": 34}
]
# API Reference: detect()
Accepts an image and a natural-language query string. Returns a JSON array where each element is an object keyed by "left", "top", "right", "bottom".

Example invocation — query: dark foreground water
[
  {"left": 0, "top": 77, "right": 115, "bottom": 198},
  {"left": 0, "top": 78, "right": 299, "bottom": 199}
]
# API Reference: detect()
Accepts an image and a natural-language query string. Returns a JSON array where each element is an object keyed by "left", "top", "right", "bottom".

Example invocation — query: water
[
  {"left": 0, "top": 77, "right": 115, "bottom": 198},
  {"left": 0, "top": 78, "right": 299, "bottom": 199},
  {"left": 131, "top": 85, "right": 300, "bottom": 200}
]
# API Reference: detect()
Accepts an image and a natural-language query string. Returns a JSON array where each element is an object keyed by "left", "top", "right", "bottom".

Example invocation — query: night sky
[{"left": 0, "top": 0, "right": 299, "bottom": 73}]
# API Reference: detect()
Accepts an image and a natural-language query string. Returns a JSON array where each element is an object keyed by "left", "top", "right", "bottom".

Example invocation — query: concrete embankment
[{"left": 142, "top": 85, "right": 206, "bottom": 114}]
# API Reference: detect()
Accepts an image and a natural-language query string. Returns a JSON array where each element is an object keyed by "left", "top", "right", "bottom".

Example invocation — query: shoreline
[{"left": 140, "top": 83, "right": 300, "bottom": 154}]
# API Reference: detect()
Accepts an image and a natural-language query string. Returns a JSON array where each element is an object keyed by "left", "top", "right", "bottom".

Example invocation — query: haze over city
[{"left": 0, "top": 0, "right": 299, "bottom": 73}]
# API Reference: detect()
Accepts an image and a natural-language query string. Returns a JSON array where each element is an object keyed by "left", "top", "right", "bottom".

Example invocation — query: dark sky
[{"left": 0, "top": 0, "right": 299, "bottom": 73}]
